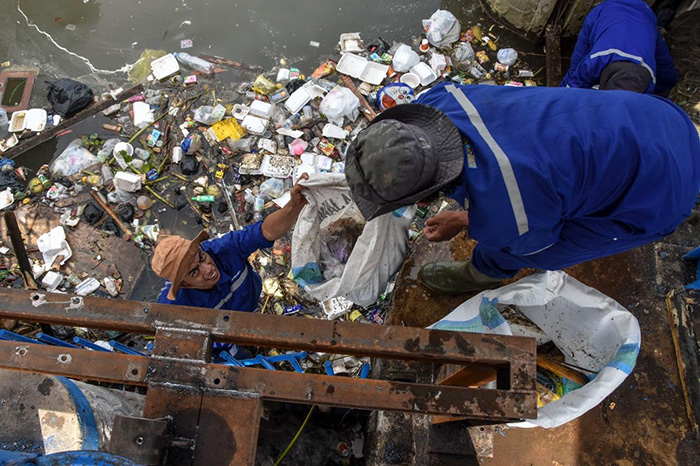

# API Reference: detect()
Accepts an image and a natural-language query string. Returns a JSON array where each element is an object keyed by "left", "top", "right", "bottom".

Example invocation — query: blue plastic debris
[
  {"left": 0, "top": 330, "right": 46, "bottom": 344},
  {"left": 73, "top": 337, "right": 112, "bottom": 352},
  {"left": 36, "top": 332, "right": 79, "bottom": 348}
]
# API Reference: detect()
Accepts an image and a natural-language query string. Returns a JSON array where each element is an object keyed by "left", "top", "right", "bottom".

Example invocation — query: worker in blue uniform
[
  {"left": 151, "top": 176, "right": 308, "bottom": 351},
  {"left": 344, "top": 83, "right": 700, "bottom": 294},
  {"left": 561, "top": 0, "right": 678, "bottom": 95}
]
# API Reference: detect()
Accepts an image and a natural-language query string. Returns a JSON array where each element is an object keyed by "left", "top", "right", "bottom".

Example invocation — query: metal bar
[
  {"left": 4, "top": 84, "right": 144, "bottom": 159},
  {"left": 4, "top": 211, "right": 38, "bottom": 289},
  {"left": 0, "top": 340, "right": 148, "bottom": 385},
  {"left": 0, "top": 290, "right": 536, "bottom": 384},
  {"left": 195, "top": 391, "right": 262, "bottom": 466},
  {"left": 0, "top": 340, "right": 537, "bottom": 419}
]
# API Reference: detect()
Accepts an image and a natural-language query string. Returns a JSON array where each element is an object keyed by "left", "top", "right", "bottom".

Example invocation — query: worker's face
[{"left": 180, "top": 248, "right": 220, "bottom": 290}]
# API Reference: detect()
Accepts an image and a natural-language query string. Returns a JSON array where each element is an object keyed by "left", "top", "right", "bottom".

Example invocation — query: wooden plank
[{"left": 0, "top": 204, "right": 145, "bottom": 298}]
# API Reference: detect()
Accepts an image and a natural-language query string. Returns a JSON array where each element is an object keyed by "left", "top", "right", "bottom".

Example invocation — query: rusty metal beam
[
  {"left": 0, "top": 289, "right": 536, "bottom": 389},
  {"left": 0, "top": 340, "right": 536, "bottom": 420}
]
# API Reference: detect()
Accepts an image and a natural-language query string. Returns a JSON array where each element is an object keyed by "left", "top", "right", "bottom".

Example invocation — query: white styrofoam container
[
  {"left": 241, "top": 115, "right": 269, "bottom": 135},
  {"left": 113, "top": 171, "right": 142, "bottom": 192},
  {"left": 285, "top": 88, "right": 311, "bottom": 114},
  {"left": 410, "top": 62, "right": 438, "bottom": 86},
  {"left": 249, "top": 100, "right": 274, "bottom": 119},
  {"left": 151, "top": 53, "right": 180, "bottom": 80},
  {"left": 42, "top": 271, "right": 63, "bottom": 291}
]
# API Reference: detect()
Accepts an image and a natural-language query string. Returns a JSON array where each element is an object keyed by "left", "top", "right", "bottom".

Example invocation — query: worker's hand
[
  {"left": 289, "top": 173, "right": 309, "bottom": 209},
  {"left": 423, "top": 211, "right": 469, "bottom": 242}
]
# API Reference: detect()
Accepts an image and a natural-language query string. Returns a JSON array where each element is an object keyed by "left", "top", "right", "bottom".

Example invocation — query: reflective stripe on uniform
[
  {"left": 445, "top": 84, "right": 530, "bottom": 235},
  {"left": 214, "top": 267, "right": 249, "bottom": 310},
  {"left": 589, "top": 48, "right": 656, "bottom": 84}
]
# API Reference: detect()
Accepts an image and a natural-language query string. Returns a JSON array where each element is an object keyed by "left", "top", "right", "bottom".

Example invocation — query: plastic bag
[
  {"left": 422, "top": 10, "right": 461, "bottom": 47},
  {"left": 50, "top": 139, "right": 98, "bottom": 177},
  {"left": 194, "top": 104, "right": 226, "bottom": 125},
  {"left": 319, "top": 87, "right": 360, "bottom": 127},
  {"left": 291, "top": 173, "right": 415, "bottom": 306},
  {"left": 452, "top": 42, "right": 475, "bottom": 71},
  {"left": 392, "top": 44, "right": 420, "bottom": 73},
  {"left": 319, "top": 216, "right": 365, "bottom": 281},
  {"left": 47, "top": 78, "right": 94, "bottom": 118},
  {"left": 497, "top": 48, "right": 519, "bottom": 66},
  {"left": 430, "top": 271, "right": 641, "bottom": 428},
  {"left": 259, "top": 178, "right": 285, "bottom": 200}
]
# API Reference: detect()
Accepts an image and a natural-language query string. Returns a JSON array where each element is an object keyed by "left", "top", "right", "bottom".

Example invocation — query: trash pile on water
[{"left": 0, "top": 9, "right": 540, "bottom": 374}]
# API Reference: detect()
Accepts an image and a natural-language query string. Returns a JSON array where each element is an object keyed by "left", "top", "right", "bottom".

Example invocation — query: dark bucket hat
[{"left": 345, "top": 103, "right": 464, "bottom": 220}]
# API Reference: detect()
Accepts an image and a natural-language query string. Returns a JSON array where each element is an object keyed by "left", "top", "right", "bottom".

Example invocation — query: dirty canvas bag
[
  {"left": 429, "top": 271, "right": 641, "bottom": 428},
  {"left": 292, "top": 173, "right": 414, "bottom": 306}
]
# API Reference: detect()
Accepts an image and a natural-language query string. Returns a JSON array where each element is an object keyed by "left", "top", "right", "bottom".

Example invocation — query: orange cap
[{"left": 151, "top": 230, "right": 209, "bottom": 300}]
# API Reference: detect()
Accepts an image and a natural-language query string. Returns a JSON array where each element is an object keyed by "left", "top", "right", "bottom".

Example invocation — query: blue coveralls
[
  {"left": 560, "top": 0, "right": 678, "bottom": 95},
  {"left": 158, "top": 222, "right": 273, "bottom": 351},
  {"left": 416, "top": 83, "right": 700, "bottom": 278}
]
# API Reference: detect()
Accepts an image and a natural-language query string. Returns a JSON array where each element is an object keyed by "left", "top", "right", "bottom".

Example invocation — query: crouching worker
[
  {"left": 344, "top": 83, "right": 700, "bottom": 294},
  {"left": 151, "top": 175, "right": 308, "bottom": 354}
]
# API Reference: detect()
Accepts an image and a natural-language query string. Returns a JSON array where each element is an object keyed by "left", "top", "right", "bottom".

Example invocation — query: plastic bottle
[
  {"left": 173, "top": 52, "right": 214, "bottom": 74},
  {"left": 192, "top": 195, "right": 215, "bottom": 202},
  {"left": 253, "top": 195, "right": 265, "bottom": 222},
  {"left": 282, "top": 114, "right": 301, "bottom": 130}
]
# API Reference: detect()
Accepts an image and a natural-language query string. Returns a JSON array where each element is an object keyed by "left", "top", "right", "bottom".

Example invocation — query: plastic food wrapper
[
  {"left": 291, "top": 173, "right": 415, "bottom": 306},
  {"left": 319, "top": 216, "right": 366, "bottom": 281},
  {"left": 50, "top": 139, "right": 99, "bottom": 177},
  {"left": 194, "top": 104, "right": 226, "bottom": 125},
  {"left": 422, "top": 9, "right": 461, "bottom": 47},
  {"left": 319, "top": 87, "right": 360, "bottom": 127},
  {"left": 429, "top": 271, "right": 641, "bottom": 428},
  {"left": 377, "top": 83, "right": 414, "bottom": 111},
  {"left": 392, "top": 44, "right": 420, "bottom": 73}
]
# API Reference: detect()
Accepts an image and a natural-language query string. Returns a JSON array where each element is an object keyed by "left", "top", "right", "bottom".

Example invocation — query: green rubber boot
[{"left": 418, "top": 260, "right": 503, "bottom": 294}]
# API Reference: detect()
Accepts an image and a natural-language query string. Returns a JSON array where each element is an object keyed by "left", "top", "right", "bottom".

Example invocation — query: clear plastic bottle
[
  {"left": 253, "top": 194, "right": 265, "bottom": 222},
  {"left": 173, "top": 52, "right": 214, "bottom": 74}
]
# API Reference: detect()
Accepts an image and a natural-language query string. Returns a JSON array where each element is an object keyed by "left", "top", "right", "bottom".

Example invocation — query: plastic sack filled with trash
[
  {"left": 292, "top": 173, "right": 414, "bottom": 306},
  {"left": 422, "top": 10, "right": 461, "bottom": 47},
  {"left": 430, "top": 271, "right": 641, "bottom": 429},
  {"left": 50, "top": 139, "right": 99, "bottom": 177}
]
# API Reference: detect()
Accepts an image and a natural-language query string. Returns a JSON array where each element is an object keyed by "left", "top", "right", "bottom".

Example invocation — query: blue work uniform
[
  {"left": 416, "top": 83, "right": 700, "bottom": 278},
  {"left": 560, "top": 0, "right": 678, "bottom": 95},
  {"left": 158, "top": 222, "right": 273, "bottom": 350}
]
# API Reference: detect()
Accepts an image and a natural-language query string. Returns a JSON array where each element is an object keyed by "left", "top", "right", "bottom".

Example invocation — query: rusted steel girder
[
  {"left": 0, "top": 288, "right": 537, "bottom": 465},
  {"left": 0, "top": 289, "right": 536, "bottom": 388}
]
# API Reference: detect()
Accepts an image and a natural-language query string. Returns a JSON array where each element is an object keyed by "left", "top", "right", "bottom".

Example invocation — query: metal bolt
[
  {"left": 143, "top": 308, "right": 149, "bottom": 314},
  {"left": 135, "top": 436, "right": 144, "bottom": 445}
]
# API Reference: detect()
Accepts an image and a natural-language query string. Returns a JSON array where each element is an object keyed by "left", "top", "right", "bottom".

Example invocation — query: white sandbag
[
  {"left": 430, "top": 271, "right": 641, "bottom": 428},
  {"left": 292, "top": 173, "right": 414, "bottom": 307}
]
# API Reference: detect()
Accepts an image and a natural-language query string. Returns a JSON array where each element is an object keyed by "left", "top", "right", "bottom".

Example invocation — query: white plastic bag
[
  {"left": 452, "top": 42, "right": 475, "bottom": 71},
  {"left": 497, "top": 48, "right": 519, "bottom": 66},
  {"left": 319, "top": 87, "right": 360, "bottom": 127},
  {"left": 194, "top": 104, "right": 226, "bottom": 125},
  {"left": 422, "top": 10, "right": 461, "bottom": 47},
  {"left": 430, "top": 271, "right": 641, "bottom": 428},
  {"left": 50, "top": 139, "right": 98, "bottom": 177},
  {"left": 292, "top": 173, "right": 414, "bottom": 306},
  {"left": 392, "top": 44, "right": 421, "bottom": 73}
]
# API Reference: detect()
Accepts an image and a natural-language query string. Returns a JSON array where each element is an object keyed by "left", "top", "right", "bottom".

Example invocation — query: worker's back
[{"left": 417, "top": 83, "right": 699, "bottom": 256}]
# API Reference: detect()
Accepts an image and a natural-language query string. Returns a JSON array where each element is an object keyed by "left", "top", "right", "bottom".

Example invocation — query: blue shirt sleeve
[
  {"left": 654, "top": 32, "right": 679, "bottom": 96},
  {"left": 204, "top": 221, "right": 274, "bottom": 261}
]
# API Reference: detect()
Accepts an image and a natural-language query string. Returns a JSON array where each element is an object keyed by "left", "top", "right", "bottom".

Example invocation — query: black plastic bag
[
  {"left": 367, "top": 37, "right": 390, "bottom": 56},
  {"left": 46, "top": 79, "right": 94, "bottom": 118},
  {"left": 179, "top": 156, "right": 199, "bottom": 176},
  {"left": 0, "top": 171, "right": 24, "bottom": 191},
  {"left": 82, "top": 201, "right": 104, "bottom": 225}
]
